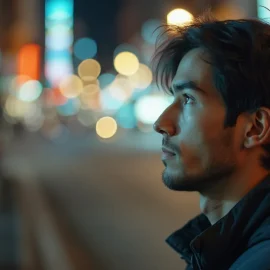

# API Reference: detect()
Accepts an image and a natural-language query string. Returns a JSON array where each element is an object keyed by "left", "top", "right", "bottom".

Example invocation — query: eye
[{"left": 183, "top": 94, "right": 194, "bottom": 105}]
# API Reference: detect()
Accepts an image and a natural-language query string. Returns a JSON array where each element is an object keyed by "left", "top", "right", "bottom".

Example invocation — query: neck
[{"left": 200, "top": 167, "right": 269, "bottom": 225}]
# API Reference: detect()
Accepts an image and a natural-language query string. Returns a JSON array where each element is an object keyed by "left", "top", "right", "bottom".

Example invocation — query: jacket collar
[{"left": 166, "top": 174, "right": 270, "bottom": 269}]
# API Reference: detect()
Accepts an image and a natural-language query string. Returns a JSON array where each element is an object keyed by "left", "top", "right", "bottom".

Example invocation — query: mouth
[{"left": 161, "top": 147, "right": 176, "bottom": 160}]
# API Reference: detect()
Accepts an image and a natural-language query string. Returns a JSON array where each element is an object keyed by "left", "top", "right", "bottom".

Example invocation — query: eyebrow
[{"left": 169, "top": 81, "right": 207, "bottom": 95}]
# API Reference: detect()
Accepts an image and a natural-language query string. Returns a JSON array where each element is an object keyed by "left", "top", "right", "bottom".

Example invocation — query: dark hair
[{"left": 153, "top": 14, "right": 270, "bottom": 170}]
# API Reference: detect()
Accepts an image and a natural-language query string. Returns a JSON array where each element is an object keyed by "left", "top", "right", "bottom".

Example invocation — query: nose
[{"left": 153, "top": 111, "right": 177, "bottom": 136}]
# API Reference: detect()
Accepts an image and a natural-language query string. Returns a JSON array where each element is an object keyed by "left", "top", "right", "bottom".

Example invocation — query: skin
[{"left": 153, "top": 48, "right": 270, "bottom": 225}]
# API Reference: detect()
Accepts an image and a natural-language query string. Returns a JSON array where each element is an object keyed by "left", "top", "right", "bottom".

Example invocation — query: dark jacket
[{"left": 166, "top": 174, "right": 270, "bottom": 270}]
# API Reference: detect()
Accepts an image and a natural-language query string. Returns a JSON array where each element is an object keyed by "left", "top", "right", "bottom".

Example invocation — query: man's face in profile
[{"left": 154, "top": 48, "right": 242, "bottom": 193}]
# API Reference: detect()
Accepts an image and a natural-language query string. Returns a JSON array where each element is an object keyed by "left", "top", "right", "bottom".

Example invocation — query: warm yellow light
[
  {"left": 114, "top": 52, "right": 139, "bottom": 76},
  {"left": 78, "top": 59, "right": 101, "bottom": 81},
  {"left": 5, "top": 96, "right": 31, "bottom": 118},
  {"left": 80, "top": 91, "right": 100, "bottom": 111},
  {"left": 167, "top": 8, "right": 194, "bottom": 26},
  {"left": 128, "top": 63, "right": 153, "bottom": 90},
  {"left": 106, "top": 75, "right": 133, "bottom": 101},
  {"left": 96, "top": 116, "right": 117, "bottom": 139},
  {"left": 59, "top": 75, "right": 83, "bottom": 98},
  {"left": 83, "top": 83, "right": 100, "bottom": 95}
]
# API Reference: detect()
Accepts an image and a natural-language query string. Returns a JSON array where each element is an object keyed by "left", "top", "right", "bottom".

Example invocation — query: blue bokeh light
[
  {"left": 98, "top": 73, "right": 115, "bottom": 89},
  {"left": 141, "top": 19, "right": 162, "bottom": 45},
  {"left": 74, "top": 38, "right": 97, "bottom": 60}
]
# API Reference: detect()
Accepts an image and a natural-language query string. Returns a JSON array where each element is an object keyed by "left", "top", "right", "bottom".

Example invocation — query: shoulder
[{"left": 230, "top": 240, "right": 270, "bottom": 269}]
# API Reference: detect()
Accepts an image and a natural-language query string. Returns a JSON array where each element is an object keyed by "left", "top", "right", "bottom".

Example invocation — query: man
[{"left": 153, "top": 15, "right": 270, "bottom": 270}]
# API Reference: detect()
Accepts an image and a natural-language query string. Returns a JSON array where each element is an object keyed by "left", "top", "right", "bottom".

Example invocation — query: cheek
[{"left": 178, "top": 112, "right": 231, "bottom": 159}]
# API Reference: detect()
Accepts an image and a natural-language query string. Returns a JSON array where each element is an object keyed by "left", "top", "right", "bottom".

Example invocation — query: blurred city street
[
  {"left": 3, "top": 130, "right": 200, "bottom": 270},
  {"left": 0, "top": 0, "right": 262, "bottom": 269}
]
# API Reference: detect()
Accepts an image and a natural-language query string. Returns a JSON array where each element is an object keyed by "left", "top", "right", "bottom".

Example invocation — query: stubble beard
[{"left": 162, "top": 159, "right": 236, "bottom": 193}]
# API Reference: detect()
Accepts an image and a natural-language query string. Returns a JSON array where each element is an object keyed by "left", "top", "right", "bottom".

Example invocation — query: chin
[
  {"left": 162, "top": 166, "right": 234, "bottom": 193},
  {"left": 162, "top": 168, "right": 195, "bottom": 191}
]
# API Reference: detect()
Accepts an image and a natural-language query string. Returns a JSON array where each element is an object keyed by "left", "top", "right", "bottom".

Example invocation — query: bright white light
[
  {"left": 100, "top": 88, "right": 125, "bottom": 112},
  {"left": 17, "top": 80, "right": 43, "bottom": 102},
  {"left": 167, "top": 9, "right": 194, "bottom": 26},
  {"left": 134, "top": 95, "right": 172, "bottom": 124},
  {"left": 45, "top": 60, "right": 73, "bottom": 86},
  {"left": 258, "top": 0, "right": 270, "bottom": 22},
  {"left": 46, "top": 25, "right": 73, "bottom": 50}
]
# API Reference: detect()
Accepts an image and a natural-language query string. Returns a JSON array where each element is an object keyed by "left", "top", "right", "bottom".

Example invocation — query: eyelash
[{"left": 182, "top": 94, "right": 194, "bottom": 105}]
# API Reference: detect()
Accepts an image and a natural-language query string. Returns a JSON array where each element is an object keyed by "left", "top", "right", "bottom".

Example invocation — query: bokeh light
[
  {"left": 100, "top": 89, "right": 124, "bottom": 112},
  {"left": 128, "top": 63, "right": 153, "bottom": 90},
  {"left": 17, "top": 44, "right": 41, "bottom": 80},
  {"left": 114, "top": 52, "right": 139, "bottom": 76},
  {"left": 113, "top": 44, "right": 140, "bottom": 59},
  {"left": 45, "top": 0, "right": 73, "bottom": 20},
  {"left": 45, "top": 88, "right": 67, "bottom": 106},
  {"left": 57, "top": 98, "right": 80, "bottom": 116},
  {"left": 78, "top": 59, "right": 101, "bottom": 81},
  {"left": 74, "top": 38, "right": 97, "bottom": 60},
  {"left": 45, "top": 59, "right": 73, "bottom": 86},
  {"left": 141, "top": 19, "right": 162, "bottom": 45},
  {"left": 134, "top": 95, "right": 172, "bottom": 124},
  {"left": 59, "top": 74, "right": 83, "bottom": 98},
  {"left": 17, "top": 80, "right": 43, "bottom": 102},
  {"left": 98, "top": 73, "right": 115, "bottom": 89},
  {"left": 96, "top": 116, "right": 117, "bottom": 139},
  {"left": 258, "top": 0, "right": 270, "bottom": 22},
  {"left": 80, "top": 91, "right": 100, "bottom": 111},
  {"left": 106, "top": 75, "right": 133, "bottom": 101},
  {"left": 116, "top": 104, "right": 137, "bottom": 129},
  {"left": 167, "top": 9, "right": 194, "bottom": 25},
  {"left": 83, "top": 83, "right": 100, "bottom": 95},
  {"left": 10, "top": 75, "right": 32, "bottom": 94},
  {"left": 23, "top": 105, "right": 45, "bottom": 132},
  {"left": 5, "top": 96, "right": 33, "bottom": 118},
  {"left": 46, "top": 25, "right": 73, "bottom": 50}
]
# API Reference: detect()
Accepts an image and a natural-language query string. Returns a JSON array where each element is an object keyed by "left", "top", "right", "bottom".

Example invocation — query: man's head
[{"left": 153, "top": 16, "right": 270, "bottom": 194}]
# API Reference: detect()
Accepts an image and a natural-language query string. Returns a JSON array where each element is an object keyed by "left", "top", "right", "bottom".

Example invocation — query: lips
[{"left": 161, "top": 147, "right": 176, "bottom": 160}]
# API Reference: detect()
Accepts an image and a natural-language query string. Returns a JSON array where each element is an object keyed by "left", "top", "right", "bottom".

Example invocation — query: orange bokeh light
[{"left": 17, "top": 44, "right": 41, "bottom": 81}]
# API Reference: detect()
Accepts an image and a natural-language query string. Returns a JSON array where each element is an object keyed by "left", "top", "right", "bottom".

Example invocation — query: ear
[{"left": 244, "top": 107, "right": 270, "bottom": 149}]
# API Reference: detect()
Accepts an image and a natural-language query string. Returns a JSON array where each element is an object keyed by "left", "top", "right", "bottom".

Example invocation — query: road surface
[{"left": 3, "top": 129, "right": 200, "bottom": 270}]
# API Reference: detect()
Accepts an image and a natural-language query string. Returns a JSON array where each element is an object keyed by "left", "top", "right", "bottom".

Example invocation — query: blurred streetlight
[
  {"left": 96, "top": 116, "right": 118, "bottom": 139},
  {"left": 167, "top": 8, "right": 194, "bottom": 26}
]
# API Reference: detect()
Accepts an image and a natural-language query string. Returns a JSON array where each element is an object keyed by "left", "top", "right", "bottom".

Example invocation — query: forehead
[{"left": 172, "top": 48, "right": 218, "bottom": 96}]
